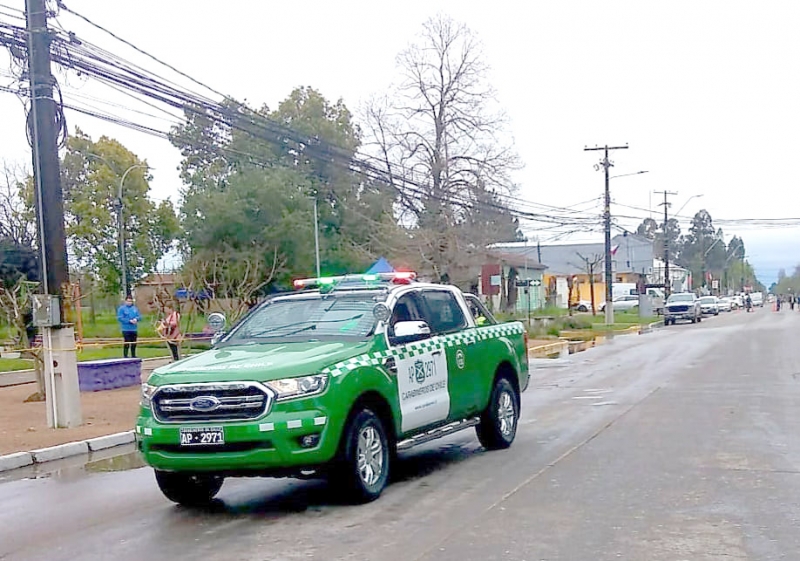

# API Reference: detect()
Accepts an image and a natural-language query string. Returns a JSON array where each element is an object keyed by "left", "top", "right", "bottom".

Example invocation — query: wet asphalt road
[{"left": 2, "top": 307, "right": 800, "bottom": 561}]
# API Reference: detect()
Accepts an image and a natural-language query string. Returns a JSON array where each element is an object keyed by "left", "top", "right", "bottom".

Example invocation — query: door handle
[
  {"left": 432, "top": 350, "right": 442, "bottom": 356},
  {"left": 383, "top": 357, "right": 397, "bottom": 375}
]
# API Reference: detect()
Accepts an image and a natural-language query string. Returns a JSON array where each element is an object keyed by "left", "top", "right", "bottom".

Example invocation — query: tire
[
  {"left": 154, "top": 470, "right": 223, "bottom": 506},
  {"left": 477, "top": 376, "right": 519, "bottom": 451},
  {"left": 577, "top": 305, "right": 588, "bottom": 313},
  {"left": 331, "top": 408, "right": 390, "bottom": 503}
]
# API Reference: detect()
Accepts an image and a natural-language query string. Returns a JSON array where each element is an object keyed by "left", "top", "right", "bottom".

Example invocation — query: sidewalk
[{"left": 0, "top": 358, "right": 169, "bottom": 457}]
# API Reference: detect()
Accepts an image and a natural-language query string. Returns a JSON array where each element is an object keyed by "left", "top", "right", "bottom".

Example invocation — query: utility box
[{"left": 32, "top": 294, "right": 61, "bottom": 327}]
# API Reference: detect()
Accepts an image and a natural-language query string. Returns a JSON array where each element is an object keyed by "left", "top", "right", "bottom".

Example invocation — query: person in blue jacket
[{"left": 117, "top": 295, "right": 141, "bottom": 358}]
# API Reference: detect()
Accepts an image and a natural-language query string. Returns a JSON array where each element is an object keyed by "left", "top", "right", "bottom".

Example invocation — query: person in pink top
[{"left": 157, "top": 301, "right": 182, "bottom": 361}]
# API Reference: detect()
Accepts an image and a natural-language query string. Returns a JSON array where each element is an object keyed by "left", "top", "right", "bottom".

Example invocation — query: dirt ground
[
  {"left": 0, "top": 383, "right": 141, "bottom": 456},
  {"left": 0, "top": 358, "right": 171, "bottom": 456}
]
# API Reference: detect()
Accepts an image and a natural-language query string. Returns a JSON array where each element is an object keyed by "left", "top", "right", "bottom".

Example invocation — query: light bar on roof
[{"left": 292, "top": 272, "right": 417, "bottom": 290}]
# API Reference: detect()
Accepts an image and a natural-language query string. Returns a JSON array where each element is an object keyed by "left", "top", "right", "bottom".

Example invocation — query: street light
[
  {"left": 609, "top": 170, "right": 649, "bottom": 180},
  {"left": 675, "top": 194, "right": 704, "bottom": 217},
  {"left": 85, "top": 153, "right": 149, "bottom": 298}
]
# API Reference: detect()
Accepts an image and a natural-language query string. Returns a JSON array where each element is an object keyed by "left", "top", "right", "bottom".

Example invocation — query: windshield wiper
[{"left": 245, "top": 314, "right": 365, "bottom": 338}]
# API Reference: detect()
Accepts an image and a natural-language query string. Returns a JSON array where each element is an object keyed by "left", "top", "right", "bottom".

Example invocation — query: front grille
[
  {"left": 152, "top": 382, "right": 273, "bottom": 423},
  {"left": 668, "top": 305, "right": 689, "bottom": 312}
]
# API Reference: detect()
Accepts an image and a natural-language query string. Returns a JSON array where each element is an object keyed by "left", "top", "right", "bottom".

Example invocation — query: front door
[
  {"left": 417, "top": 289, "right": 477, "bottom": 420},
  {"left": 388, "top": 292, "right": 450, "bottom": 433}
]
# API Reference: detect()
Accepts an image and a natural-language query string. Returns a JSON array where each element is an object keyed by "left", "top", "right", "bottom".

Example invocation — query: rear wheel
[
  {"left": 154, "top": 470, "right": 223, "bottom": 506},
  {"left": 331, "top": 408, "right": 390, "bottom": 503},
  {"left": 477, "top": 376, "right": 519, "bottom": 450}
]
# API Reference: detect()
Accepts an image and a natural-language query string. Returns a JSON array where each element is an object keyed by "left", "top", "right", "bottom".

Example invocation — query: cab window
[
  {"left": 388, "top": 292, "right": 424, "bottom": 338},
  {"left": 464, "top": 294, "right": 497, "bottom": 326},
  {"left": 419, "top": 290, "right": 468, "bottom": 335}
]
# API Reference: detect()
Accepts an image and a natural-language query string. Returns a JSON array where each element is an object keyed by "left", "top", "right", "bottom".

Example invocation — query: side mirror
[
  {"left": 207, "top": 312, "right": 226, "bottom": 331},
  {"left": 392, "top": 321, "right": 431, "bottom": 344},
  {"left": 207, "top": 312, "right": 226, "bottom": 346}
]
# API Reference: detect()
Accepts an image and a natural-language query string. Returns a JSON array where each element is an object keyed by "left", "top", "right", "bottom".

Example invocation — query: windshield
[
  {"left": 667, "top": 294, "right": 694, "bottom": 303},
  {"left": 224, "top": 293, "right": 382, "bottom": 343},
  {"left": 699, "top": 297, "right": 716, "bottom": 304}
]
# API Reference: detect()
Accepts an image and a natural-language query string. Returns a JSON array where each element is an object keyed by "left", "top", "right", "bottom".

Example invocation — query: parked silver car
[
  {"left": 699, "top": 296, "right": 720, "bottom": 316},
  {"left": 664, "top": 293, "right": 702, "bottom": 325}
]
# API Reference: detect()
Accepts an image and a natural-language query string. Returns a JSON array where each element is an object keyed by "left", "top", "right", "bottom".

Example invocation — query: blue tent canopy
[{"left": 366, "top": 257, "right": 395, "bottom": 274}]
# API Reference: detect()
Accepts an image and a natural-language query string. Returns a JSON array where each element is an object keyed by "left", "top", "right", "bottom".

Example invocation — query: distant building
[
  {"left": 490, "top": 233, "right": 655, "bottom": 309},
  {"left": 479, "top": 252, "right": 547, "bottom": 313}
]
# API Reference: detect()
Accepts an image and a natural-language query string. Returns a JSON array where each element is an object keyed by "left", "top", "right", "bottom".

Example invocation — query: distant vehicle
[
  {"left": 699, "top": 296, "right": 720, "bottom": 316},
  {"left": 599, "top": 294, "right": 640, "bottom": 312},
  {"left": 664, "top": 293, "right": 702, "bottom": 325},
  {"left": 728, "top": 295, "right": 743, "bottom": 310},
  {"left": 717, "top": 297, "right": 733, "bottom": 312},
  {"left": 612, "top": 283, "right": 639, "bottom": 300},
  {"left": 571, "top": 300, "right": 593, "bottom": 313},
  {"left": 749, "top": 292, "right": 764, "bottom": 307}
]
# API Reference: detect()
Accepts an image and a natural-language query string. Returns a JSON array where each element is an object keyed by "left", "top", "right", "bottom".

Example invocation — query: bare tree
[
  {"left": 0, "top": 160, "right": 35, "bottom": 246},
  {"left": 183, "top": 246, "right": 285, "bottom": 324},
  {"left": 364, "top": 15, "right": 520, "bottom": 285},
  {"left": 575, "top": 252, "right": 604, "bottom": 316}
]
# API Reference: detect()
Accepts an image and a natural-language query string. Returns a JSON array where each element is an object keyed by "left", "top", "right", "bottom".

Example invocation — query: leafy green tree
[
  {"left": 171, "top": 87, "right": 400, "bottom": 289},
  {"left": 60, "top": 129, "right": 180, "bottom": 294},
  {"left": 636, "top": 217, "right": 681, "bottom": 260}
]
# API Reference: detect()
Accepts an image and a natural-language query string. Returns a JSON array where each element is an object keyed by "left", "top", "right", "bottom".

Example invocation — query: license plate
[{"left": 179, "top": 426, "right": 225, "bottom": 446}]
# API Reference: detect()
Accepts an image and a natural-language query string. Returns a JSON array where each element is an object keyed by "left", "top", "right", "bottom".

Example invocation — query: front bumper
[
  {"left": 135, "top": 406, "right": 341, "bottom": 474},
  {"left": 665, "top": 310, "right": 696, "bottom": 320}
]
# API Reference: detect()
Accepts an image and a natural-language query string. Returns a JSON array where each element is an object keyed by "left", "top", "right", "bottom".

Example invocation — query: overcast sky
[{"left": 1, "top": 0, "right": 798, "bottom": 285}]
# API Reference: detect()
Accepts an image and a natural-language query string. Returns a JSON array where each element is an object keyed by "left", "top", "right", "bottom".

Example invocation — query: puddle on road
[
  {"left": 84, "top": 451, "right": 146, "bottom": 473},
  {"left": 0, "top": 444, "right": 143, "bottom": 484}
]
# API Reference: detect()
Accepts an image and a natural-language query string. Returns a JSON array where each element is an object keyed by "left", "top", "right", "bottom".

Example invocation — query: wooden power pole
[{"left": 26, "top": 0, "right": 82, "bottom": 427}]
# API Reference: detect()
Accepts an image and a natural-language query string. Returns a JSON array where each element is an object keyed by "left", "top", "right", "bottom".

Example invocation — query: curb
[
  {"left": 0, "top": 430, "right": 135, "bottom": 473},
  {"left": 0, "top": 452, "right": 34, "bottom": 471},
  {"left": 86, "top": 431, "right": 135, "bottom": 452}
]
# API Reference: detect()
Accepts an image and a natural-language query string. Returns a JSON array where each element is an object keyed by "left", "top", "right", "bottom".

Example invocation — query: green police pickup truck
[{"left": 136, "top": 272, "right": 529, "bottom": 504}]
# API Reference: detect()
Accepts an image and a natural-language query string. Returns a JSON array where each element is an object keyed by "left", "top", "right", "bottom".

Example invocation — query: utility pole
[
  {"left": 585, "top": 144, "right": 628, "bottom": 325},
  {"left": 655, "top": 190, "right": 677, "bottom": 296},
  {"left": 26, "top": 0, "right": 81, "bottom": 427}
]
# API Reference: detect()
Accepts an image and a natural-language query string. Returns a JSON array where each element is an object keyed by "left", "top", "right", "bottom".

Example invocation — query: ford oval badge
[{"left": 190, "top": 395, "right": 221, "bottom": 412}]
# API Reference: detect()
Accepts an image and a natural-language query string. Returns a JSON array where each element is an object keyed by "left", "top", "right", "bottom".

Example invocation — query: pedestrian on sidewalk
[
  {"left": 157, "top": 301, "right": 182, "bottom": 362},
  {"left": 117, "top": 295, "right": 141, "bottom": 358}
]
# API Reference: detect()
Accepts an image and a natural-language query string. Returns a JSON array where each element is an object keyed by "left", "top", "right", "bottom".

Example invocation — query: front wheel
[
  {"left": 477, "top": 377, "right": 519, "bottom": 450},
  {"left": 154, "top": 470, "right": 223, "bottom": 506},
  {"left": 331, "top": 408, "right": 391, "bottom": 503}
]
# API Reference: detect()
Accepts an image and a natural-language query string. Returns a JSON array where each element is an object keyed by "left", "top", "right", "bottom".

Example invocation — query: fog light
[{"left": 300, "top": 434, "right": 320, "bottom": 448}]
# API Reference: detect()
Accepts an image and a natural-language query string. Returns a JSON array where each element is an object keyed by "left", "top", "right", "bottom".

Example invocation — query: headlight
[
  {"left": 267, "top": 374, "right": 329, "bottom": 401},
  {"left": 140, "top": 383, "right": 157, "bottom": 409}
]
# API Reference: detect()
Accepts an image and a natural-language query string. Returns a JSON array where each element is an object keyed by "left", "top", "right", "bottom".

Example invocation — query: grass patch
[
  {"left": 0, "top": 357, "right": 35, "bottom": 372},
  {"left": 77, "top": 344, "right": 205, "bottom": 361},
  {"left": 78, "top": 312, "right": 160, "bottom": 339},
  {"left": 0, "top": 344, "right": 208, "bottom": 372}
]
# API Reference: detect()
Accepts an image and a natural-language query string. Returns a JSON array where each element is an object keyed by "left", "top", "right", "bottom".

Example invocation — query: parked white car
[
  {"left": 717, "top": 297, "right": 733, "bottom": 312},
  {"left": 699, "top": 296, "right": 720, "bottom": 316},
  {"left": 599, "top": 294, "right": 640, "bottom": 312},
  {"left": 728, "top": 295, "right": 743, "bottom": 310}
]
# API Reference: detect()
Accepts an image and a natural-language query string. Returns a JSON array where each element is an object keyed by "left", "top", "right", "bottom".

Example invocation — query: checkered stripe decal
[{"left": 321, "top": 322, "right": 525, "bottom": 378}]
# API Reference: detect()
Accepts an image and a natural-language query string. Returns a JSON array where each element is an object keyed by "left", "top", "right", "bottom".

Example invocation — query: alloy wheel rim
[
  {"left": 357, "top": 425, "right": 384, "bottom": 487},
  {"left": 497, "top": 391, "right": 516, "bottom": 437}
]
